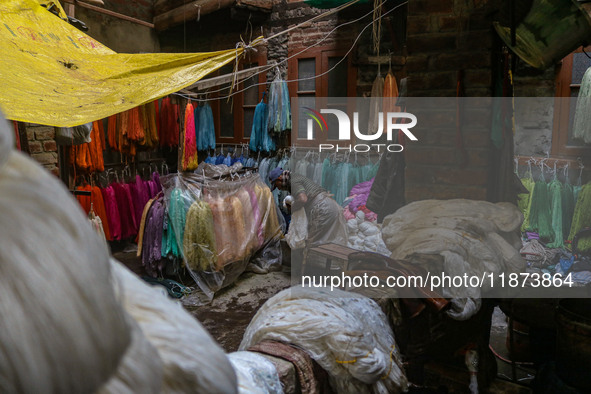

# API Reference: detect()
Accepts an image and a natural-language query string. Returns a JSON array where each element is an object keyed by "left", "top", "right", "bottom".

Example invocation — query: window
[
  {"left": 288, "top": 48, "right": 357, "bottom": 146},
  {"left": 552, "top": 47, "right": 591, "bottom": 157},
  {"left": 214, "top": 55, "right": 267, "bottom": 144}
]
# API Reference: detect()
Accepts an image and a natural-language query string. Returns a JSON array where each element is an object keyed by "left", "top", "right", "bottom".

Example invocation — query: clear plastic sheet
[
  {"left": 160, "top": 172, "right": 283, "bottom": 303},
  {"left": 240, "top": 286, "right": 408, "bottom": 394},
  {"left": 228, "top": 351, "right": 284, "bottom": 394}
]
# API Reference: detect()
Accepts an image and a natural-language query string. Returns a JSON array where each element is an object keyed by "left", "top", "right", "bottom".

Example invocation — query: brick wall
[
  {"left": 404, "top": 0, "right": 495, "bottom": 202},
  {"left": 25, "top": 124, "right": 59, "bottom": 176}
]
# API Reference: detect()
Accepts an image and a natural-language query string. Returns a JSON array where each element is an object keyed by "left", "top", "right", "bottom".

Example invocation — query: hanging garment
[
  {"left": 182, "top": 102, "right": 199, "bottom": 171},
  {"left": 572, "top": 67, "right": 591, "bottom": 144},
  {"left": 267, "top": 74, "right": 291, "bottom": 133}
]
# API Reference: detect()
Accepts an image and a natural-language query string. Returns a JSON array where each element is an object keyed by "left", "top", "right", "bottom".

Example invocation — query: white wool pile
[
  {"left": 381, "top": 199, "right": 525, "bottom": 319},
  {"left": 0, "top": 115, "right": 237, "bottom": 393},
  {"left": 228, "top": 351, "right": 283, "bottom": 394},
  {"left": 347, "top": 211, "right": 390, "bottom": 254},
  {"left": 109, "top": 260, "right": 238, "bottom": 394},
  {"left": 239, "top": 286, "right": 408, "bottom": 394},
  {"left": 0, "top": 151, "right": 130, "bottom": 393}
]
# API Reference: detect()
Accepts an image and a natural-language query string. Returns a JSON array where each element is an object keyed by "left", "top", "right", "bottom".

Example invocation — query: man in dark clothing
[{"left": 269, "top": 168, "right": 347, "bottom": 246}]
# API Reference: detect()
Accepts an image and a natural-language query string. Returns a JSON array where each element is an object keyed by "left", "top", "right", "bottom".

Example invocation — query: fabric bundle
[
  {"left": 267, "top": 74, "right": 291, "bottom": 134},
  {"left": 382, "top": 199, "right": 525, "bottom": 320}
]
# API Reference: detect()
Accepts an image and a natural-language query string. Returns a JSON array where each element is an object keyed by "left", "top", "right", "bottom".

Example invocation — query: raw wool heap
[
  {"left": 240, "top": 286, "right": 408, "bottom": 394},
  {"left": 346, "top": 210, "right": 390, "bottom": 255},
  {"left": 109, "top": 260, "right": 237, "bottom": 393},
  {"left": 382, "top": 199, "right": 525, "bottom": 320},
  {"left": 0, "top": 115, "right": 237, "bottom": 393}
]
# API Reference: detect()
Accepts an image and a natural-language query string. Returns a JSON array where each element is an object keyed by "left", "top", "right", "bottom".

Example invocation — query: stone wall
[
  {"left": 403, "top": 0, "right": 495, "bottom": 202},
  {"left": 25, "top": 125, "right": 59, "bottom": 176}
]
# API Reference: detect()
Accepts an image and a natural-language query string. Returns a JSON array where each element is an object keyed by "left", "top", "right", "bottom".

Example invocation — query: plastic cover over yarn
[
  {"left": 159, "top": 172, "right": 284, "bottom": 303},
  {"left": 240, "top": 286, "right": 408, "bottom": 394}
]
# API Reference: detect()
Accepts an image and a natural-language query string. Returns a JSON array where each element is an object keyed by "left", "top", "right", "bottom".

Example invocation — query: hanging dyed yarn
[
  {"left": 182, "top": 102, "right": 199, "bottom": 171},
  {"left": 267, "top": 73, "right": 291, "bottom": 133},
  {"left": 250, "top": 99, "right": 275, "bottom": 152},
  {"left": 518, "top": 176, "right": 535, "bottom": 232},
  {"left": 159, "top": 96, "right": 180, "bottom": 147},
  {"left": 547, "top": 178, "right": 564, "bottom": 248},
  {"left": 368, "top": 73, "right": 384, "bottom": 135},
  {"left": 568, "top": 183, "right": 591, "bottom": 251},
  {"left": 572, "top": 67, "right": 591, "bottom": 144},
  {"left": 196, "top": 102, "right": 216, "bottom": 151},
  {"left": 527, "top": 180, "right": 553, "bottom": 241},
  {"left": 183, "top": 200, "right": 217, "bottom": 271},
  {"left": 141, "top": 102, "right": 159, "bottom": 148}
]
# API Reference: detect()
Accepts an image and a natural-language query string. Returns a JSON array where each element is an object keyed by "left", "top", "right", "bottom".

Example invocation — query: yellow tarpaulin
[{"left": 0, "top": 0, "right": 245, "bottom": 127}]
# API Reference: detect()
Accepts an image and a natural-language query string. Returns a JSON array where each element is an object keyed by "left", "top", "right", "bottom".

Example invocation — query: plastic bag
[
  {"left": 285, "top": 207, "right": 307, "bottom": 249},
  {"left": 55, "top": 122, "right": 92, "bottom": 145}
]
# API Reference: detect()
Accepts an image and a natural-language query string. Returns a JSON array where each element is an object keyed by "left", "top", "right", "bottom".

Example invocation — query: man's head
[{"left": 269, "top": 168, "right": 289, "bottom": 191}]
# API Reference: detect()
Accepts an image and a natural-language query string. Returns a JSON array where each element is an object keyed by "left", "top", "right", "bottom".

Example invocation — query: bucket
[
  {"left": 494, "top": 0, "right": 591, "bottom": 69},
  {"left": 555, "top": 299, "right": 591, "bottom": 391}
]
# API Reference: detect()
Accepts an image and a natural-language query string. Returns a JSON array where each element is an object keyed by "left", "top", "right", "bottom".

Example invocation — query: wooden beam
[
  {"left": 235, "top": 0, "right": 272, "bottom": 11},
  {"left": 154, "top": 0, "right": 235, "bottom": 31},
  {"left": 154, "top": 0, "right": 187, "bottom": 15}
]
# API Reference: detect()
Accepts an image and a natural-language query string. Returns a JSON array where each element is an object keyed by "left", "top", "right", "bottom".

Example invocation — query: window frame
[
  {"left": 213, "top": 52, "right": 267, "bottom": 144},
  {"left": 287, "top": 46, "right": 357, "bottom": 147},
  {"left": 551, "top": 46, "right": 591, "bottom": 158}
]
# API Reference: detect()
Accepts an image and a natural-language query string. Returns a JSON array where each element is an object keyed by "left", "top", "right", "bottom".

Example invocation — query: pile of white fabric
[
  {"left": 382, "top": 199, "right": 525, "bottom": 320},
  {"left": 346, "top": 210, "right": 390, "bottom": 254},
  {"left": 240, "top": 286, "right": 408, "bottom": 394},
  {"left": 0, "top": 115, "right": 237, "bottom": 393}
]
